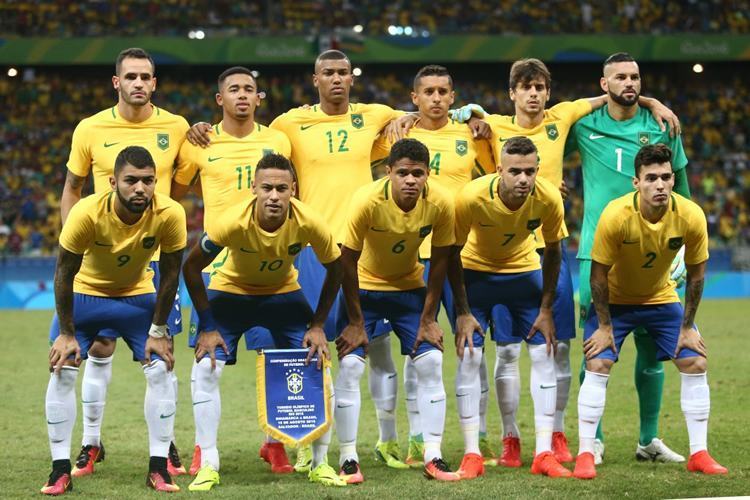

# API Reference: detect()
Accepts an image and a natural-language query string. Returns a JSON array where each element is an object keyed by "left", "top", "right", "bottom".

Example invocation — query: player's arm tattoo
[
  {"left": 682, "top": 261, "right": 706, "bottom": 329},
  {"left": 54, "top": 247, "right": 84, "bottom": 337},
  {"left": 153, "top": 249, "right": 184, "bottom": 326},
  {"left": 340, "top": 246, "right": 364, "bottom": 324},
  {"left": 590, "top": 260, "right": 613, "bottom": 326},
  {"left": 182, "top": 234, "right": 222, "bottom": 316},
  {"left": 313, "top": 257, "right": 344, "bottom": 329},
  {"left": 60, "top": 169, "right": 87, "bottom": 224},
  {"left": 423, "top": 245, "right": 451, "bottom": 321},
  {"left": 540, "top": 241, "right": 562, "bottom": 310},
  {"left": 446, "top": 245, "right": 470, "bottom": 315}
]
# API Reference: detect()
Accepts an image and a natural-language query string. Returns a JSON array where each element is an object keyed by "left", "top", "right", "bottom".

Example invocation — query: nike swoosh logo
[
  {"left": 479, "top": 222, "right": 494, "bottom": 227},
  {"left": 193, "top": 400, "right": 212, "bottom": 406},
  {"left": 300, "top": 124, "right": 316, "bottom": 130},
  {"left": 208, "top": 156, "right": 223, "bottom": 162},
  {"left": 540, "top": 384, "right": 556, "bottom": 389},
  {"left": 240, "top": 247, "right": 258, "bottom": 253},
  {"left": 642, "top": 368, "right": 664, "bottom": 375},
  {"left": 104, "top": 142, "right": 120, "bottom": 148},
  {"left": 336, "top": 404, "right": 353, "bottom": 409},
  {"left": 429, "top": 398, "right": 445, "bottom": 403},
  {"left": 589, "top": 133, "right": 605, "bottom": 140},
  {"left": 94, "top": 241, "right": 113, "bottom": 247},
  {"left": 623, "top": 240, "right": 640, "bottom": 245},
  {"left": 370, "top": 227, "right": 387, "bottom": 232},
  {"left": 81, "top": 400, "right": 95, "bottom": 403},
  {"left": 456, "top": 393, "right": 469, "bottom": 398},
  {"left": 160, "top": 411, "right": 176, "bottom": 419},
  {"left": 387, "top": 374, "right": 397, "bottom": 379},
  {"left": 47, "top": 419, "right": 67, "bottom": 424}
]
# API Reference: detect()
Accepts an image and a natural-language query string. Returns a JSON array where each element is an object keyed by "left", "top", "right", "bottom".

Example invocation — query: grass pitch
[{"left": 2, "top": 300, "right": 748, "bottom": 498}]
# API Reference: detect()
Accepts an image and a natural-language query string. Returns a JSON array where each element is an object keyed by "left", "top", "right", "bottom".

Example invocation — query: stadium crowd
[
  {"left": 1, "top": 66, "right": 748, "bottom": 256},
  {"left": 1, "top": 0, "right": 748, "bottom": 37}
]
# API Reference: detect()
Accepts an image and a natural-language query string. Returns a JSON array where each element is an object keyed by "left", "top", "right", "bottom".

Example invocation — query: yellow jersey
[
  {"left": 344, "top": 177, "right": 455, "bottom": 291},
  {"left": 207, "top": 197, "right": 340, "bottom": 296},
  {"left": 67, "top": 104, "right": 189, "bottom": 196},
  {"left": 59, "top": 191, "right": 187, "bottom": 297},
  {"left": 175, "top": 121, "right": 291, "bottom": 233},
  {"left": 592, "top": 192, "right": 709, "bottom": 305},
  {"left": 371, "top": 119, "right": 495, "bottom": 258},
  {"left": 270, "top": 103, "right": 402, "bottom": 243},
  {"left": 455, "top": 174, "right": 565, "bottom": 274}
]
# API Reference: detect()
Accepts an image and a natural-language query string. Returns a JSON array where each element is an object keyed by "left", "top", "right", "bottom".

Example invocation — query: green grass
[{"left": 2, "top": 300, "right": 748, "bottom": 498}]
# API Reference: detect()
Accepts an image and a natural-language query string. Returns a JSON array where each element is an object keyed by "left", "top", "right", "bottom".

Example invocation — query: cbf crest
[
  {"left": 286, "top": 368, "right": 304, "bottom": 395},
  {"left": 455, "top": 140, "right": 468, "bottom": 157},
  {"left": 546, "top": 124, "right": 559, "bottom": 141},
  {"left": 157, "top": 133, "right": 169, "bottom": 151},
  {"left": 638, "top": 132, "right": 650, "bottom": 146},
  {"left": 351, "top": 113, "right": 364, "bottom": 129}
]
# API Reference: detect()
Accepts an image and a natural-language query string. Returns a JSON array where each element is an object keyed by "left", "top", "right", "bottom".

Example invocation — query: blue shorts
[
  {"left": 188, "top": 272, "right": 275, "bottom": 350},
  {"left": 295, "top": 246, "right": 344, "bottom": 341},
  {"left": 463, "top": 269, "right": 547, "bottom": 348},
  {"left": 538, "top": 241, "right": 576, "bottom": 341},
  {"left": 335, "top": 288, "right": 437, "bottom": 359},
  {"left": 192, "top": 289, "right": 312, "bottom": 365},
  {"left": 583, "top": 302, "right": 701, "bottom": 362},
  {"left": 49, "top": 293, "right": 159, "bottom": 362}
]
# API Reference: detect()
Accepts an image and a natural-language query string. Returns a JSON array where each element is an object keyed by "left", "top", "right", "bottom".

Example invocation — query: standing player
[
  {"left": 60, "top": 47, "right": 189, "bottom": 476},
  {"left": 452, "top": 58, "right": 679, "bottom": 466},
  {"left": 370, "top": 65, "right": 497, "bottom": 467},
  {"left": 171, "top": 66, "right": 293, "bottom": 475},
  {"left": 181, "top": 154, "right": 346, "bottom": 489},
  {"left": 448, "top": 137, "right": 571, "bottom": 479},
  {"left": 334, "top": 138, "right": 459, "bottom": 482},
  {"left": 42, "top": 146, "right": 186, "bottom": 495},
  {"left": 574, "top": 144, "right": 726, "bottom": 479},
  {"left": 566, "top": 52, "right": 690, "bottom": 464}
]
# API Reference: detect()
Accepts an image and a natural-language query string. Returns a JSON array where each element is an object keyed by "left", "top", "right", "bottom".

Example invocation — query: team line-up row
[{"left": 40, "top": 47, "right": 725, "bottom": 495}]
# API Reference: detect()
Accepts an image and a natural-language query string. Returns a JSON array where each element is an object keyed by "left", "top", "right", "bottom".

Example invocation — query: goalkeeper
[{"left": 564, "top": 52, "right": 691, "bottom": 464}]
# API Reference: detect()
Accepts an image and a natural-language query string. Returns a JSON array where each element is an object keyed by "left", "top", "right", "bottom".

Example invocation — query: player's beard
[
  {"left": 117, "top": 189, "right": 151, "bottom": 214},
  {"left": 609, "top": 88, "right": 639, "bottom": 107},
  {"left": 120, "top": 87, "right": 151, "bottom": 107}
]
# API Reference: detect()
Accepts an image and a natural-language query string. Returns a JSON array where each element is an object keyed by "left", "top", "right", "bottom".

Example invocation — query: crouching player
[
  {"left": 574, "top": 144, "right": 727, "bottom": 479},
  {"left": 182, "top": 154, "right": 346, "bottom": 489},
  {"left": 334, "top": 138, "right": 459, "bottom": 482},
  {"left": 43, "top": 146, "right": 186, "bottom": 495},
  {"left": 448, "top": 136, "right": 570, "bottom": 479}
]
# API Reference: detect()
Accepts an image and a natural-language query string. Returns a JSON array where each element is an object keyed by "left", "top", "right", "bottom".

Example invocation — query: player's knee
[
  {"left": 495, "top": 343, "right": 521, "bottom": 378},
  {"left": 143, "top": 359, "right": 170, "bottom": 388},
  {"left": 413, "top": 350, "right": 443, "bottom": 386},
  {"left": 195, "top": 357, "right": 224, "bottom": 391},
  {"left": 89, "top": 337, "right": 116, "bottom": 358},
  {"left": 585, "top": 358, "right": 613, "bottom": 374},
  {"left": 554, "top": 340, "right": 571, "bottom": 375},
  {"left": 368, "top": 335, "right": 396, "bottom": 374},
  {"left": 336, "top": 355, "right": 366, "bottom": 390},
  {"left": 676, "top": 355, "right": 706, "bottom": 374},
  {"left": 459, "top": 348, "right": 482, "bottom": 373}
]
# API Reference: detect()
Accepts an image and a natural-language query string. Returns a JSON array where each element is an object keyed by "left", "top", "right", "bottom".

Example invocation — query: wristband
[
  {"left": 148, "top": 323, "right": 169, "bottom": 339},
  {"left": 197, "top": 307, "right": 218, "bottom": 332}
]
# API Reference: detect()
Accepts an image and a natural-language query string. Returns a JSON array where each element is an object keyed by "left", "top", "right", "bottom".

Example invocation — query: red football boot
[{"left": 259, "top": 442, "right": 294, "bottom": 474}]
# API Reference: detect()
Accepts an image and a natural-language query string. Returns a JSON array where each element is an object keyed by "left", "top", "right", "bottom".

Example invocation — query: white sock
[
  {"left": 479, "top": 354, "right": 489, "bottom": 436},
  {"left": 81, "top": 355, "right": 112, "bottom": 447},
  {"left": 414, "top": 350, "right": 446, "bottom": 463},
  {"left": 528, "top": 344, "right": 556, "bottom": 454},
  {"left": 494, "top": 343, "right": 521, "bottom": 439},
  {"left": 334, "top": 355, "right": 365, "bottom": 465},
  {"left": 553, "top": 340, "right": 571, "bottom": 433},
  {"left": 170, "top": 370, "right": 179, "bottom": 443},
  {"left": 143, "top": 360, "right": 176, "bottom": 458},
  {"left": 190, "top": 360, "right": 198, "bottom": 445},
  {"left": 403, "top": 356, "right": 421, "bottom": 438},
  {"left": 192, "top": 357, "right": 224, "bottom": 470},
  {"left": 577, "top": 370, "right": 609, "bottom": 455},
  {"left": 46, "top": 366, "right": 79, "bottom": 461},
  {"left": 680, "top": 372, "right": 710, "bottom": 455},
  {"left": 312, "top": 367, "right": 334, "bottom": 468},
  {"left": 456, "top": 349, "right": 482, "bottom": 455},
  {"left": 368, "top": 335, "right": 398, "bottom": 442}
]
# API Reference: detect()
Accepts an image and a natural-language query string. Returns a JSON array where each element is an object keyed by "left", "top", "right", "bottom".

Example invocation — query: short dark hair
[
  {"left": 114, "top": 146, "right": 156, "bottom": 175},
  {"left": 115, "top": 47, "right": 155, "bottom": 75},
  {"left": 218, "top": 66, "right": 256, "bottom": 91},
  {"left": 388, "top": 138, "right": 430, "bottom": 168},
  {"left": 413, "top": 65, "right": 453, "bottom": 91},
  {"left": 603, "top": 52, "right": 636, "bottom": 72},
  {"left": 509, "top": 58, "right": 551, "bottom": 90},
  {"left": 634, "top": 143, "right": 673, "bottom": 177},
  {"left": 501, "top": 136, "right": 538, "bottom": 157},
  {"left": 315, "top": 50, "right": 350, "bottom": 71},
  {"left": 255, "top": 153, "right": 295, "bottom": 177}
]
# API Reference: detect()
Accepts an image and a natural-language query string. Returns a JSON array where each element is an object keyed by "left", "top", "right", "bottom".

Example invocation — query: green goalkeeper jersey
[{"left": 565, "top": 105, "right": 688, "bottom": 260}]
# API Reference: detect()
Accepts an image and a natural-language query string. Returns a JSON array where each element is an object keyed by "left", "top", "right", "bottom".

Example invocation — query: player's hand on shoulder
[
  {"left": 559, "top": 180, "right": 570, "bottom": 200},
  {"left": 529, "top": 308, "right": 557, "bottom": 355},
  {"left": 467, "top": 117, "right": 492, "bottom": 140},
  {"left": 303, "top": 326, "right": 330, "bottom": 369},
  {"left": 186, "top": 122, "right": 213, "bottom": 148},
  {"left": 335, "top": 323, "right": 368, "bottom": 359},
  {"left": 49, "top": 334, "right": 81, "bottom": 373},
  {"left": 583, "top": 324, "right": 617, "bottom": 360},
  {"left": 455, "top": 313, "right": 483, "bottom": 358},
  {"left": 675, "top": 326, "right": 706, "bottom": 358},
  {"left": 145, "top": 336, "right": 175, "bottom": 371},
  {"left": 414, "top": 319, "right": 444, "bottom": 354},
  {"left": 648, "top": 100, "right": 681, "bottom": 137},
  {"left": 195, "top": 329, "right": 228, "bottom": 370},
  {"left": 449, "top": 103, "right": 486, "bottom": 123},
  {"left": 383, "top": 114, "right": 419, "bottom": 143}
]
